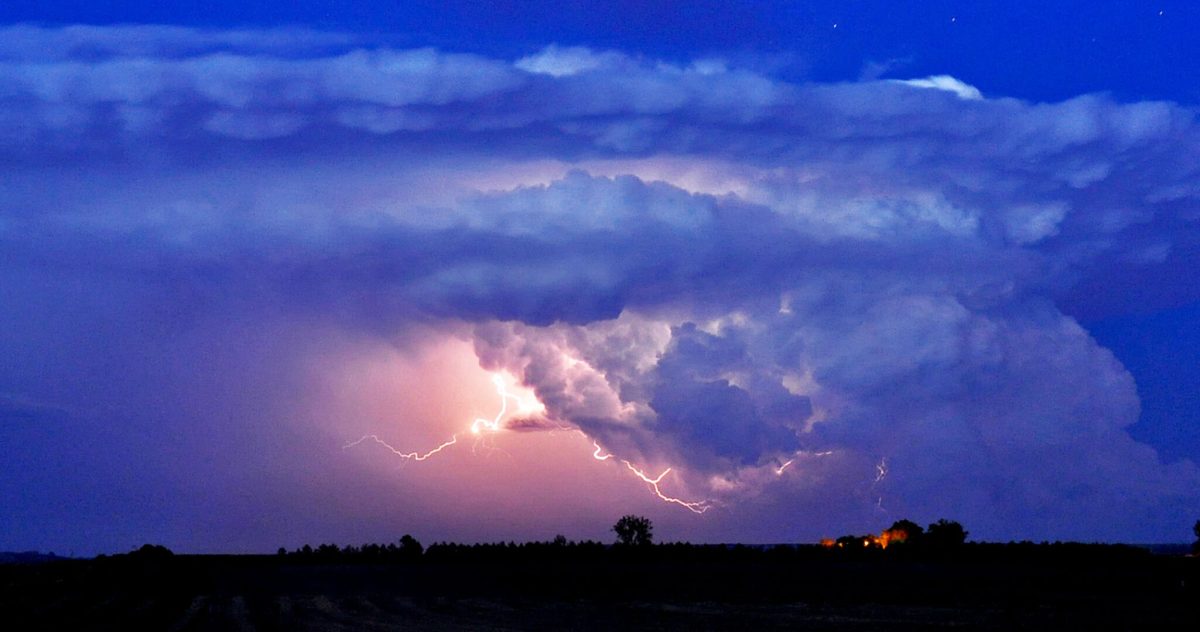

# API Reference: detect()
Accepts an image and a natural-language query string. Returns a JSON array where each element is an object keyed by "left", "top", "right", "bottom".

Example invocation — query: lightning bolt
[
  {"left": 347, "top": 372, "right": 711, "bottom": 513},
  {"left": 469, "top": 374, "right": 527, "bottom": 435},
  {"left": 344, "top": 374, "right": 521, "bottom": 460},
  {"left": 773, "top": 450, "right": 832, "bottom": 476},
  {"left": 590, "top": 440, "right": 712, "bottom": 514},
  {"left": 343, "top": 433, "right": 458, "bottom": 461},
  {"left": 873, "top": 456, "right": 889, "bottom": 513}
]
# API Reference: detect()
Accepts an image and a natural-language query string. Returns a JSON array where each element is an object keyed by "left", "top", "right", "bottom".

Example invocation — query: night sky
[{"left": 2, "top": 2, "right": 1199, "bottom": 555}]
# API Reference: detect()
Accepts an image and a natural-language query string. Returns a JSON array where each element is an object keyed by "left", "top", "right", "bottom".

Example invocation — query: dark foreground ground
[{"left": 3, "top": 543, "right": 1198, "bottom": 630}]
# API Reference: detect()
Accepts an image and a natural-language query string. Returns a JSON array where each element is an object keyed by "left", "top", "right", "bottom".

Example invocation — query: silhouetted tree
[
  {"left": 614, "top": 514, "right": 654, "bottom": 546},
  {"left": 1193, "top": 519, "right": 1200, "bottom": 554},
  {"left": 926, "top": 519, "right": 968, "bottom": 548},
  {"left": 399, "top": 534, "right": 423, "bottom": 558},
  {"left": 129, "top": 544, "right": 174, "bottom": 559},
  {"left": 553, "top": 534, "right": 568, "bottom": 546}
]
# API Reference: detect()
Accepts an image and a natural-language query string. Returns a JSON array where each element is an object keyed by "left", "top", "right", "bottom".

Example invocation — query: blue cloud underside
[{"left": 2, "top": 23, "right": 1200, "bottom": 550}]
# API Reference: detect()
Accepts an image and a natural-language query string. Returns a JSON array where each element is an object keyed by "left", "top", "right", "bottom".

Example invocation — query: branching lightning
[
  {"left": 469, "top": 374, "right": 526, "bottom": 435},
  {"left": 346, "top": 372, "right": 712, "bottom": 513},
  {"left": 344, "top": 374, "right": 531, "bottom": 460},
  {"left": 873, "top": 456, "right": 889, "bottom": 513},
  {"left": 343, "top": 433, "right": 458, "bottom": 460},
  {"left": 590, "top": 440, "right": 712, "bottom": 514}
]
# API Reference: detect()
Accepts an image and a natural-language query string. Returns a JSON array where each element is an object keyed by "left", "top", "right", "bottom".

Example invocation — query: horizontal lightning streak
[
  {"left": 774, "top": 450, "right": 833, "bottom": 476},
  {"left": 346, "top": 374, "right": 520, "bottom": 460},
  {"left": 343, "top": 433, "right": 458, "bottom": 460},
  {"left": 347, "top": 372, "right": 711, "bottom": 513}
]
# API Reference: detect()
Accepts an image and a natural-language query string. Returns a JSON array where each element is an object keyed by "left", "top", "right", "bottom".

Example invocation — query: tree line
[{"left": 111, "top": 514, "right": 1198, "bottom": 562}]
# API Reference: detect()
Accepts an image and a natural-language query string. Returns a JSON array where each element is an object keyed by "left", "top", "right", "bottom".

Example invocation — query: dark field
[{"left": 3, "top": 544, "right": 1198, "bottom": 630}]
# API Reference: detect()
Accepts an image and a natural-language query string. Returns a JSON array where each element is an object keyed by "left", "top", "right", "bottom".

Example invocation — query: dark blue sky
[
  {"left": 1090, "top": 301, "right": 1200, "bottom": 464},
  {"left": 4, "top": 1, "right": 1197, "bottom": 104},
  {"left": 2, "top": 2, "right": 1199, "bottom": 552}
]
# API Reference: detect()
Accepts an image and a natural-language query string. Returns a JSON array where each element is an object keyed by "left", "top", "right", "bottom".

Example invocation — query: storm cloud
[{"left": 3, "top": 26, "right": 1200, "bottom": 548}]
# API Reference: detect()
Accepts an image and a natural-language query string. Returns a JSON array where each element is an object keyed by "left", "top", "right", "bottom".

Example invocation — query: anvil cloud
[{"left": 2, "top": 25, "right": 1199, "bottom": 551}]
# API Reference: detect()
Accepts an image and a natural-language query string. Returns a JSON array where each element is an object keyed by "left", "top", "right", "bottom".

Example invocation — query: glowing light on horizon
[
  {"left": 347, "top": 371, "right": 712, "bottom": 513},
  {"left": 821, "top": 521, "right": 912, "bottom": 550}
]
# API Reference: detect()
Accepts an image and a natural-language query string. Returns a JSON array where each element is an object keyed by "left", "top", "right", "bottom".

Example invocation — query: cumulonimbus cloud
[{"left": 3, "top": 26, "right": 1200, "bottom": 541}]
